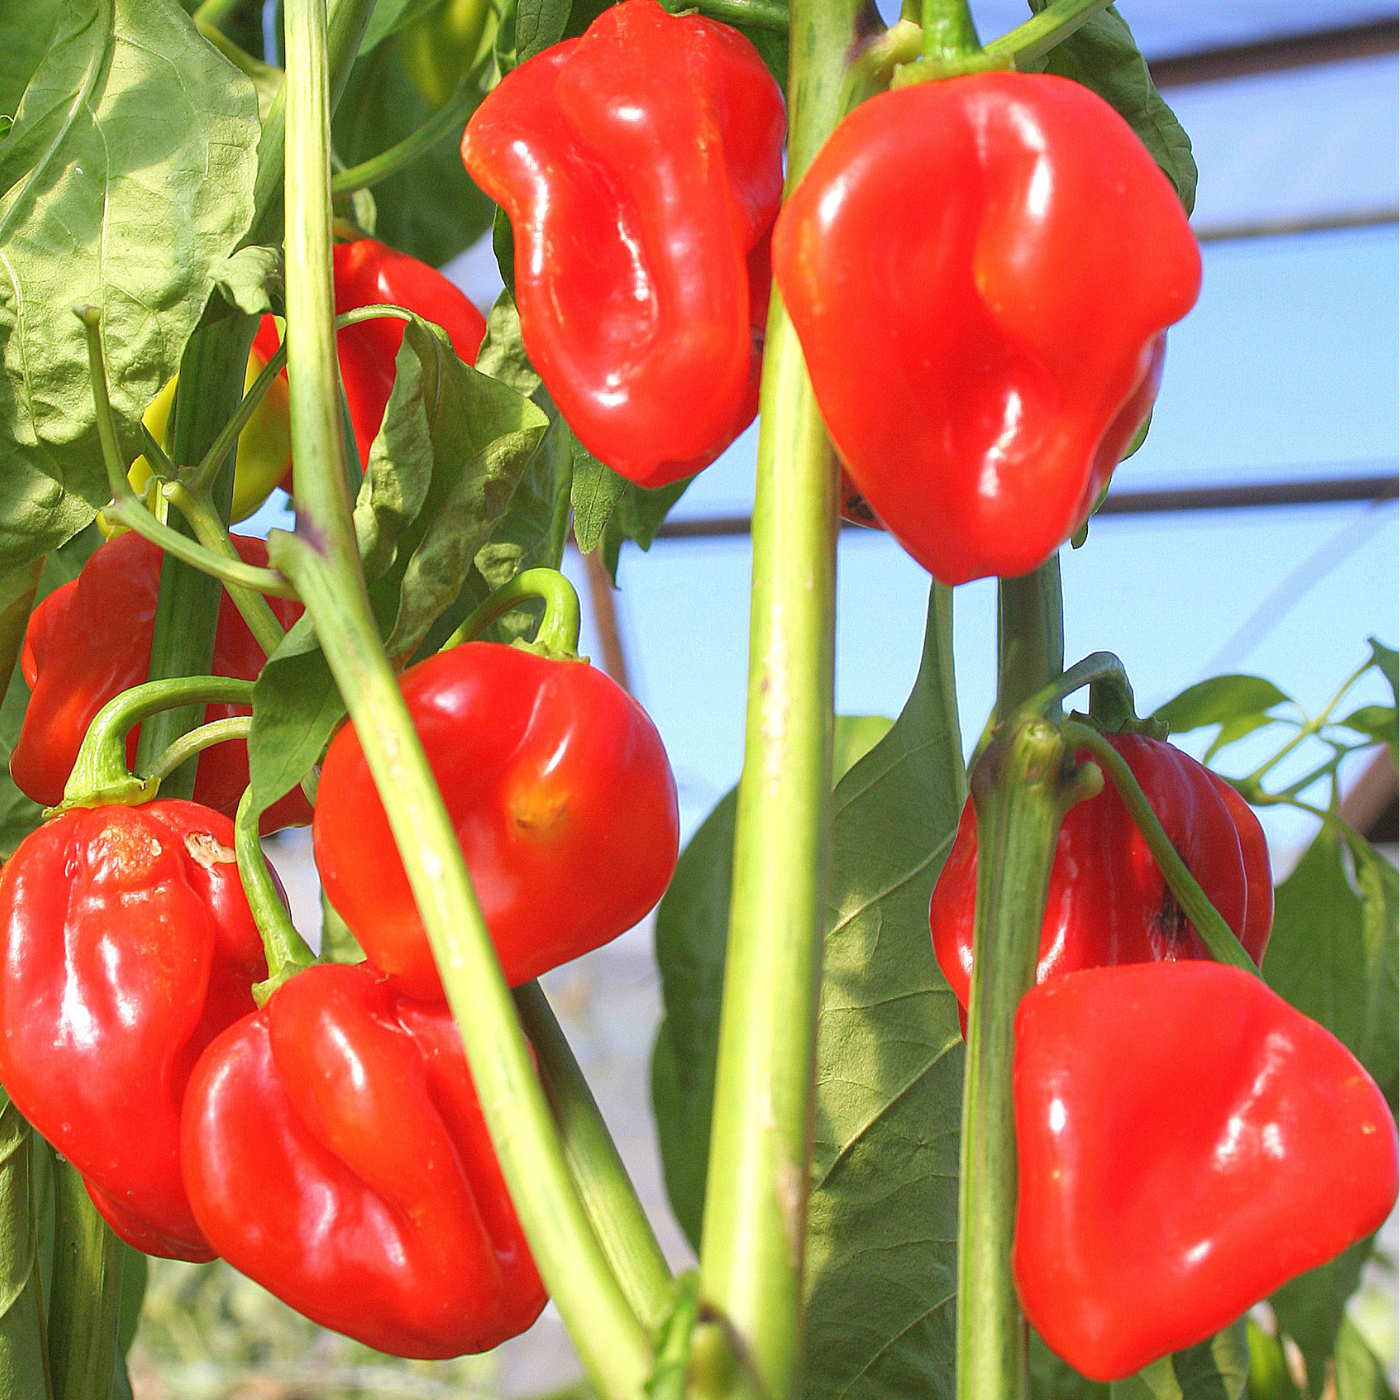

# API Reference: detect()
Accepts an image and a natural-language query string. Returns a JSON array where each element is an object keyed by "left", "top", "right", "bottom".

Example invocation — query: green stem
[
  {"left": 1009, "top": 650, "right": 1129, "bottom": 731},
  {"left": 0, "top": 1099, "right": 51, "bottom": 1400},
  {"left": 1060, "top": 721, "right": 1260, "bottom": 974},
  {"left": 163, "top": 484, "right": 290, "bottom": 655},
  {"left": 192, "top": 0, "right": 241, "bottom": 24},
  {"left": 957, "top": 724, "right": 1101, "bottom": 1400},
  {"left": 331, "top": 61, "right": 490, "bottom": 197},
  {"left": 996, "top": 560, "right": 1065, "bottom": 723},
  {"left": 144, "top": 716, "right": 251, "bottom": 788},
  {"left": 444, "top": 568, "right": 582, "bottom": 657},
  {"left": 47, "top": 1161, "right": 122, "bottom": 1400},
  {"left": 672, "top": 0, "right": 790, "bottom": 31},
  {"left": 235, "top": 789, "right": 318, "bottom": 1003},
  {"left": 185, "top": 348, "right": 289, "bottom": 497},
  {"left": 921, "top": 0, "right": 980, "bottom": 64},
  {"left": 696, "top": 1, "right": 862, "bottom": 1395},
  {"left": 982, "top": 0, "right": 1113, "bottom": 69},
  {"left": 514, "top": 982, "right": 674, "bottom": 1330},
  {"left": 277, "top": 5, "right": 652, "bottom": 1397},
  {"left": 1243, "top": 654, "right": 1370, "bottom": 787},
  {"left": 61, "top": 677, "right": 255, "bottom": 810}
]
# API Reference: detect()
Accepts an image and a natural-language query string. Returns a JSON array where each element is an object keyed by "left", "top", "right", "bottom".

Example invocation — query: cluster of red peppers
[
  {"left": 931, "top": 732, "right": 1398, "bottom": 1379},
  {"left": 1, "top": 0, "right": 1394, "bottom": 1375}
]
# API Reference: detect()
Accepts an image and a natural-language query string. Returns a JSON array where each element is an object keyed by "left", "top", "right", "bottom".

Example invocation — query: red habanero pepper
[
  {"left": 930, "top": 734, "right": 1271, "bottom": 1021},
  {"left": 254, "top": 238, "right": 488, "bottom": 482},
  {"left": 461, "top": 0, "right": 785, "bottom": 487},
  {"left": 771, "top": 74, "right": 1200, "bottom": 586},
  {"left": 1014, "top": 962, "right": 1399, "bottom": 1380},
  {"left": 0, "top": 801, "right": 269, "bottom": 1260},
  {"left": 182, "top": 961, "right": 546, "bottom": 1358},
  {"left": 11, "top": 531, "right": 309, "bottom": 834},
  {"left": 313, "top": 642, "right": 679, "bottom": 1001}
]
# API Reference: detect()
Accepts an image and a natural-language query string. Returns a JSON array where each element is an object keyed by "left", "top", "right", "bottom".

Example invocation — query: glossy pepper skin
[
  {"left": 461, "top": 0, "right": 785, "bottom": 487},
  {"left": 313, "top": 642, "right": 680, "bottom": 1001},
  {"left": 182, "top": 961, "right": 546, "bottom": 1358},
  {"left": 255, "top": 238, "right": 488, "bottom": 481},
  {"left": 1014, "top": 962, "right": 1399, "bottom": 1380},
  {"left": 771, "top": 74, "right": 1201, "bottom": 585},
  {"left": 11, "top": 531, "right": 310, "bottom": 834},
  {"left": 0, "top": 801, "right": 268, "bottom": 1260},
  {"left": 930, "top": 733, "right": 1271, "bottom": 1018}
]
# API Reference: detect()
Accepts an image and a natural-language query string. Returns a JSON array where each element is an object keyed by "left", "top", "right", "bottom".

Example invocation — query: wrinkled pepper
[
  {"left": 182, "top": 961, "right": 547, "bottom": 1358},
  {"left": 11, "top": 531, "right": 310, "bottom": 833},
  {"left": 313, "top": 641, "right": 679, "bottom": 1000},
  {"left": 1014, "top": 961, "right": 1399, "bottom": 1380},
  {"left": 461, "top": 0, "right": 785, "bottom": 487},
  {"left": 772, "top": 73, "right": 1200, "bottom": 585},
  {"left": 0, "top": 801, "right": 269, "bottom": 1260},
  {"left": 256, "top": 237, "right": 488, "bottom": 481},
  {"left": 931, "top": 732, "right": 1272, "bottom": 1019}
]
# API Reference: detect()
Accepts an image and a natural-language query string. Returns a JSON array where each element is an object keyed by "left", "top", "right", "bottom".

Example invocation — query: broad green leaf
[
  {"left": 804, "top": 582, "right": 966, "bottom": 1400},
  {"left": 515, "top": 0, "right": 573, "bottom": 61},
  {"left": 207, "top": 244, "right": 284, "bottom": 322},
  {"left": 1245, "top": 1320, "right": 1303, "bottom": 1400},
  {"left": 475, "top": 291, "right": 540, "bottom": 399},
  {"left": 1367, "top": 639, "right": 1398, "bottom": 705},
  {"left": 332, "top": 41, "right": 492, "bottom": 268},
  {"left": 1154, "top": 676, "right": 1292, "bottom": 736},
  {"left": 0, "top": 557, "right": 43, "bottom": 710},
  {"left": 196, "top": 20, "right": 282, "bottom": 121},
  {"left": 0, "top": 1, "right": 64, "bottom": 118},
  {"left": 571, "top": 450, "right": 631, "bottom": 555},
  {"left": 247, "top": 614, "right": 344, "bottom": 817},
  {"left": 0, "top": 523, "right": 101, "bottom": 858},
  {"left": 1334, "top": 1315, "right": 1398, "bottom": 1400},
  {"left": 599, "top": 476, "right": 691, "bottom": 582},
  {"left": 651, "top": 713, "right": 893, "bottom": 1248},
  {"left": 1031, "top": 1331, "right": 1110, "bottom": 1400},
  {"left": 1111, "top": 1322, "right": 1249, "bottom": 1400},
  {"left": 1027, "top": 2, "right": 1197, "bottom": 215},
  {"left": 355, "top": 318, "right": 548, "bottom": 658},
  {"left": 1263, "top": 826, "right": 1398, "bottom": 1113},
  {"left": 0, "top": 1094, "right": 49, "bottom": 1400},
  {"left": 1203, "top": 711, "right": 1276, "bottom": 763},
  {"left": 1272, "top": 1238, "right": 1374, "bottom": 1400},
  {"left": 321, "top": 892, "right": 368, "bottom": 965},
  {"left": 0, "top": 0, "right": 260, "bottom": 573},
  {"left": 1340, "top": 705, "right": 1399, "bottom": 757}
]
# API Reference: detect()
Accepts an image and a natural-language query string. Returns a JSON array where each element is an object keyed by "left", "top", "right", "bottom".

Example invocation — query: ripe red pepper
[
  {"left": 313, "top": 642, "right": 679, "bottom": 1000},
  {"left": 253, "top": 237, "right": 488, "bottom": 482},
  {"left": 11, "top": 531, "right": 309, "bottom": 833},
  {"left": 0, "top": 801, "right": 268, "bottom": 1260},
  {"left": 182, "top": 961, "right": 546, "bottom": 1358},
  {"left": 1014, "top": 961, "right": 1399, "bottom": 1380},
  {"left": 930, "top": 733, "right": 1271, "bottom": 1020},
  {"left": 461, "top": 0, "right": 785, "bottom": 487},
  {"left": 771, "top": 74, "right": 1200, "bottom": 585}
]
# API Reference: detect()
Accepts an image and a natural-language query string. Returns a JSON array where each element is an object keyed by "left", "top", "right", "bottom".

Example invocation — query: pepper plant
[{"left": 0, "top": 0, "right": 1395, "bottom": 1398}]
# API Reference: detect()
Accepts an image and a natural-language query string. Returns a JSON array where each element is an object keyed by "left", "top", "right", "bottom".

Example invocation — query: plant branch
[
  {"left": 235, "top": 789, "right": 318, "bottom": 1002},
  {"left": 514, "top": 982, "right": 674, "bottom": 1330},
  {"left": 144, "top": 716, "right": 251, "bottom": 788},
  {"left": 276, "top": 4, "right": 652, "bottom": 1396},
  {"left": 444, "top": 568, "right": 582, "bottom": 657},
  {"left": 982, "top": 0, "right": 1113, "bottom": 70}
]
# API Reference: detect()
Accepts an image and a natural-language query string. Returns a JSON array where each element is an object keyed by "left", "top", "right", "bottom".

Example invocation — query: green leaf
[
  {"left": 0, "top": 0, "right": 261, "bottom": 574},
  {"left": 0, "top": 524, "right": 101, "bottom": 858},
  {"left": 359, "top": 0, "right": 446, "bottom": 53},
  {"left": 1203, "top": 711, "right": 1276, "bottom": 763},
  {"left": 1154, "top": 676, "right": 1292, "bottom": 735},
  {"left": 599, "top": 476, "right": 691, "bottom": 583},
  {"left": 1263, "top": 826, "right": 1398, "bottom": 1113},
  {"left": 1272, "top": 1238, "right": 1374, "bottom": 1399},
  {"left": 332, "top": 41, "right": 493, "bottom": 267},
  {"left": 1340, "top": 705, "right": 1399, "bottom": 759},
  {"left": 1031, "top": 1330, "right": 1111, "bottom": 1400},
  {"left": 651, "top": 712, "right": 892, "bottom": 1249},
  {"left": 475, "top": 291, "right": 540, "bottom": 399},
  {"left": 1027, "top": 2, "right": 1197, "bottom": 215},
  {"left": 516, "top": 0, "right": 573, "bottom": 62},
  {"left": 0, "top": 1093, "right": 49, "bottom": 1400},
  {"left": 804, "top": 583, "right": 966, "bottom": 1400},
  {"left": 1111, "top": 1322, "right": 1249, "bottom": 1400},
  {"left": 356, "top": 318, "right": 549, "bottom": 658},
  {"left": 207, "top": 244, "right": 284, "bottom": 322},
  {"left": 321, "top": 891, "right": 367, "bottom": 965},
  {"left": 1245, "top": 1319, "right": 1303, "bottom": 1400},
  {"left": 571, "top": 449, "right": 631, "bottom": 556},
  {"left": 0, "top": 0, "right": 64, "bottom": 120},
  {"left": 1334, "top": 1315, "right": 1398, "bottom": 1400},
  {"left": 1367, "top": 639, "right": 1398, "bottom": 706}
]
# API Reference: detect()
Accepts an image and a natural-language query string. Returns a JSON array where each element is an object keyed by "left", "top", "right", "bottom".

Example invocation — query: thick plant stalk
[
  {"left": 274, "top": 4, "right": 653, "bottom": 1396},
  {"left": 47, "top": 1161, "right": 122, "bottom": 1400},
  {"left": 0, "top": 1099, "right": 50, "bottom": 1400},
  {"left": 695, "top": 0, "right": 863, "bottom": 1395}
]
